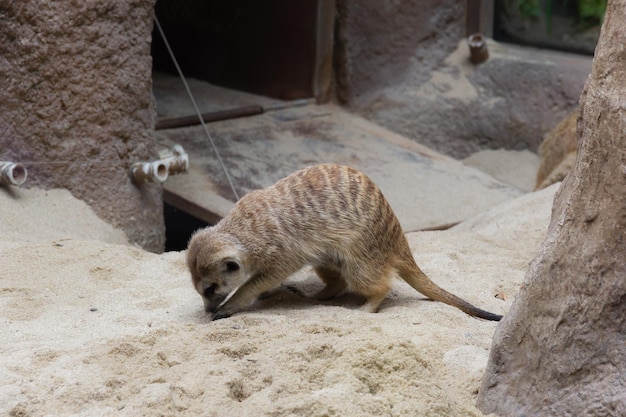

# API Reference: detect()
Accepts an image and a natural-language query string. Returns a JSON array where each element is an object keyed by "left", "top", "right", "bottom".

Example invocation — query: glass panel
[{"left": 494, "top": 0, "right": 606, "bottom": 54}]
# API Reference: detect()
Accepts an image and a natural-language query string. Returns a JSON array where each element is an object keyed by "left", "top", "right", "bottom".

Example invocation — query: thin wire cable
[
  {"left": 6, "top": 142, "right": 182, "bottom": 166},
  {"left": 6, "top": 160, "right": 117, "bottom": 166},
  {"left": 154, "top": 15, "right": 240, "bottom": 201}
]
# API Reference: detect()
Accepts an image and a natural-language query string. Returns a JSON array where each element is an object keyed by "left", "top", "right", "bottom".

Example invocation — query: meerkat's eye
[
  {"left": 204, "top": 283, "right": 218, "bottom": 297},
  {"left": 225, "top": 261, "right": 240, "bottom": 273}
]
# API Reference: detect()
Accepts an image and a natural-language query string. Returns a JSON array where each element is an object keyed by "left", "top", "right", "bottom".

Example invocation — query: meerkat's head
[{"left": 186, "top": 228, "right": 248, "bottom": 313}]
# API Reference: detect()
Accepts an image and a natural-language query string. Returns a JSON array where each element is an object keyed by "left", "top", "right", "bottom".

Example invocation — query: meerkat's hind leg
[
  {"left": 359, "top": 290, "right": 389, "bottom": 313},
  {"left": 313, "top": 265, "right": 347, "bottom": 300},
  {"left": 353, "top": 266, "right": 393, "bottom": 313}
]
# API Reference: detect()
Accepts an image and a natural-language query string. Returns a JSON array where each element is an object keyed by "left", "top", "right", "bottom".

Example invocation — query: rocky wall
[
  {"left": 334, "top": 0, "right": 591, "bottom": 158},
  {"left": 0, "top": 0, "right": 164, "bottom": 252},
  {"left": 477, "top": 0, "right": 626, "bottom": 414},
  {"left": 334, "top": 0, "right": 466, "bottom": 104}
]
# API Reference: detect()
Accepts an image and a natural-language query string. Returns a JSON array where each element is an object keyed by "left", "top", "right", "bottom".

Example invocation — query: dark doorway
[
  {"left": 152, "top": 0, "right": 334, "bottom": 101},
  {"left": 164, "top": 202, "right": 209, "bottom": 252}
]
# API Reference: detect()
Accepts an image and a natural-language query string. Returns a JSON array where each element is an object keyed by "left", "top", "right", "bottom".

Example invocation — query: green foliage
[
  {"left": 578, "top": 0, "right": 607, "bottom": 22},
  {"left": 515, "top": 0, "right": 606, "bottom": 33},
  {"left": 516, "top": 0, "right": 553, "bottom": 33},
  {"left": 517, "top": 0, "right": 542, "bottom": 18}
]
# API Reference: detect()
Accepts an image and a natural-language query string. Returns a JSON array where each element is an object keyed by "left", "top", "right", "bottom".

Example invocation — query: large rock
[
  {"left": 477, "top": 1, "right": 626, "bottom": 415},
  {"left": 333, "top": 1, "right": 591, "bottom": 158},
  {"left": 0, "top": 0, "right": 164, "bottom": 251},
  {"left": 334, "top": 0, "right": 465, "bottom": 104},
  {"left": 347, "top": 39, "right": 590, "bottom": 158},
  {"left": 535, "top": 109, "right": 578, "bottom": 190}
]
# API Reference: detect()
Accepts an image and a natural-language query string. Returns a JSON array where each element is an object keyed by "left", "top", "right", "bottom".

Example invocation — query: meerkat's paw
[
  {"left": 211, "top": 309, "right": 234, "bottom": 321},
  {"left": 358, "top": 292, "right": 387, "bottom": 313},
  {"left": 358, "top": 302, "right": 380, "bottom": 313},
  {"left": 312, "top": 278, "right": 347, "bottom": 301},
  {"left": 313, "top": 286, "right": 344, "bottom": 301},
  {"left": 258, "top": 285, "right": 308, "bottom": 300}
]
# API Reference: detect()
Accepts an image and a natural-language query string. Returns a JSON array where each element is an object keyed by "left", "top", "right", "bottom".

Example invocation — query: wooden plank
[{"left": 157, "top": 101, "right": 523, "bottom": 231}]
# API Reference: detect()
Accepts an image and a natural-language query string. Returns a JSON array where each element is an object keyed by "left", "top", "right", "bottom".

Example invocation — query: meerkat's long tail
[{"left": 396, "top": 258, "right": 503, "bottom": 321}]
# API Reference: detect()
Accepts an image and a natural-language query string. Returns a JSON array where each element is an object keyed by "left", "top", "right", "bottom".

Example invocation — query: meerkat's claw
[{"left": 211, "top": 310, "right": 233, "bottom": 321}]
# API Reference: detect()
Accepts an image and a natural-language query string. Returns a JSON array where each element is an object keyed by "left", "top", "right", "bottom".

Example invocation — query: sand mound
[
  {"left": 0, "top": 184, "right": 558, "bottom": 416},
  {"left": 0, "top": 187, "right": 128, "bottom": 249}
]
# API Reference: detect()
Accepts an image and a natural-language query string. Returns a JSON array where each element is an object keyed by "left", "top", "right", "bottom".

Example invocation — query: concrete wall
[
  {"left": 478, "top": 2, "right": 626, "bottom": 412},
  {"left": 334, "top": 0, "right": 466, "bottom": 104},
  {"left": 334, "top": 0, "right": 591, "bottom": 158},
  {"left": 0, "top": 0, "right": 164, "bottom": 251}
]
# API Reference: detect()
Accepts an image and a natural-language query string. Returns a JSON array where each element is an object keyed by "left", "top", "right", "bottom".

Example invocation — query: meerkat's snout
[{"left": 199, "top": 282, "right": 226, "bottom": 313}]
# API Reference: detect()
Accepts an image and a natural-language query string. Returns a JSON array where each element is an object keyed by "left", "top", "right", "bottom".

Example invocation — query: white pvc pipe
[
  {"left": 468, "top": 33, "right": 489, "bottom": 64},
  {"left": 158, "top": 144, "right": 189, "bottom": 175},
  {"left": 0, "top": 162, "right": 28, "bottom": 186},
  {"left": 131, "top": 145, "right": 189, "bottom": 185},
  {"left": 131, "top": 160, "right": 169, "bottom": 184}
]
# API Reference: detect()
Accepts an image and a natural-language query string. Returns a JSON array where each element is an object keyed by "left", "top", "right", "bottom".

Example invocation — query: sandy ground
[
  {"left": 462, "top": 149, "right": 540, "bottom": 192},
  {"left": 0, "top": 181, "right": 558, "bottom": 416}
]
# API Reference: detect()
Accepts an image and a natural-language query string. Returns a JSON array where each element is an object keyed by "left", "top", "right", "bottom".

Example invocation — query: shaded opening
[
  {"left": 164, "top": 202, "right": 210, "bottom": 252},
  {"left": 151, "top": 0, "right": 334, "bottom": 101},
  {"left": 155, "top": 162, "right": 169, "bottom": 181},
  {"left": 6, "top": 164, "right": 27, "bottom": 185}
]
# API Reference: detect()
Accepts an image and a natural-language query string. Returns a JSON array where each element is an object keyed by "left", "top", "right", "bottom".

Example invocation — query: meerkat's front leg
[{"left": 212, "top": 272, "right": 285, "bottom": 320}]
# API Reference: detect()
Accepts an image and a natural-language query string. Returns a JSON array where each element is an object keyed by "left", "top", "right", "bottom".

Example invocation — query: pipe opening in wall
[
  {"left": 156, "top": 162, "right": 168, "bottom": 180},
  {"left": 0, "top": 162, "right": 28, "bottom": 186},
  {"left": 10, "top": 164, "right": 27, "bottom": 185}
]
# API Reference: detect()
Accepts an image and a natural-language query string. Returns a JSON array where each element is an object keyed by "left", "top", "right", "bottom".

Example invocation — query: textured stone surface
[
  {"left": 349, "top": 39, "right": 590, "bottom": 159},
  {"left": 0, "top": 0, "right": 164, "bottom": 251},
  {"left": 463, "top": 149, "right": 540, "bottom": 192},
  {"left": 477, "top": 1, "right": 626, "bottom": 415},
  {"left": 535, "top": 109, "right": 578, "bottom": 190},
  {"left": 334, "top": 0, "right": 465, "bottom": 105},
  {"left": 334, "top": 0, "right": 591, "bottom": 158}
]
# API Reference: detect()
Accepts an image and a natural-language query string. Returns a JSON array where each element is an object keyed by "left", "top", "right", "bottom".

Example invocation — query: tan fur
[
  {"left": 535, "top": 110, "right": 579, "bottom": 190},
  {"left": 187, "top": 164, "right": 502, "bottom": 321}
]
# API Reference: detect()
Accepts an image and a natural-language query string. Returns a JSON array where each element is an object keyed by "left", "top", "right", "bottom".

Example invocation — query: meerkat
[
  {"left": 186, "top": 164, "right": 502, "bottom": 321},
  {"left": 535, "top": 110, "right": 578, "bottom": 190}
]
